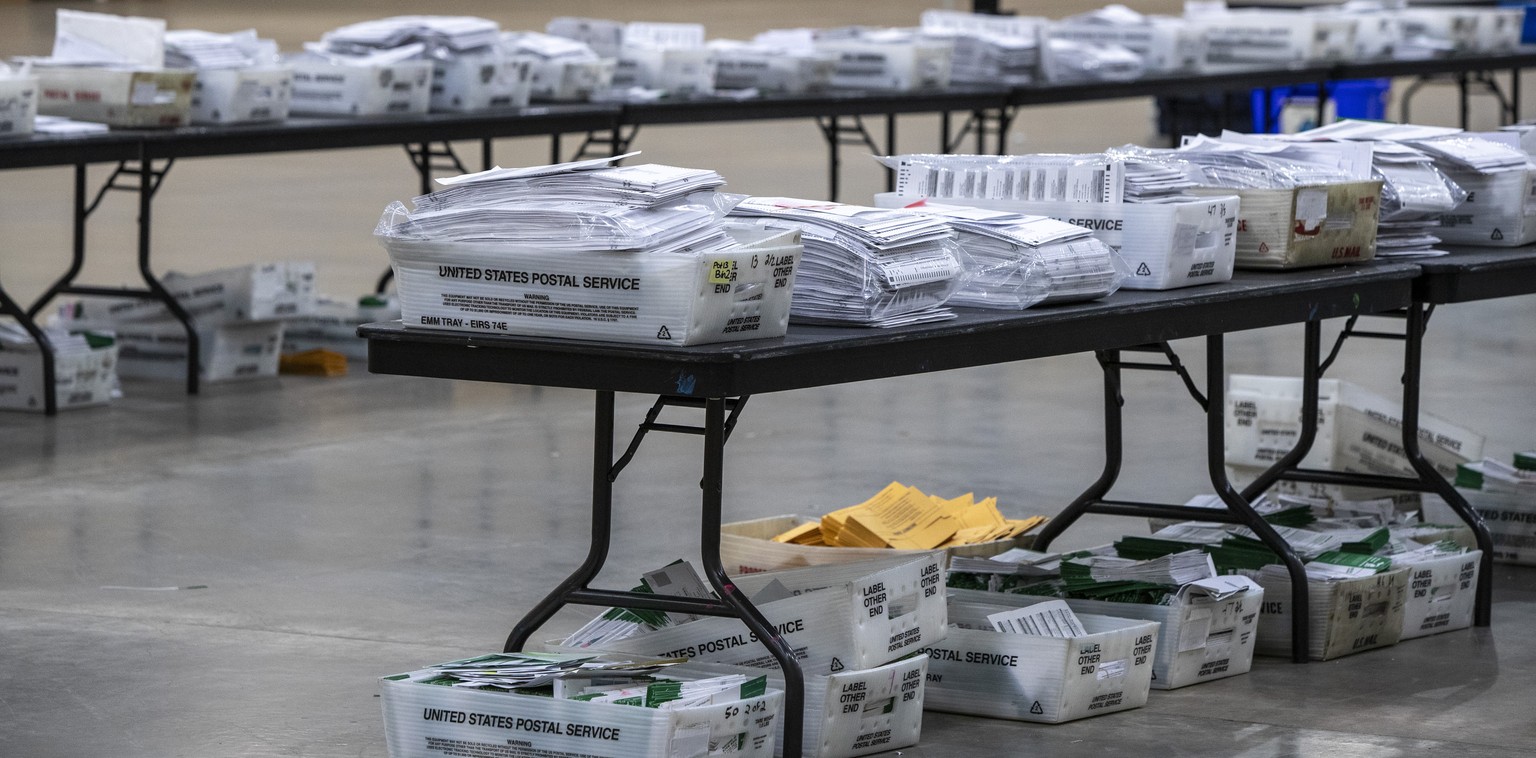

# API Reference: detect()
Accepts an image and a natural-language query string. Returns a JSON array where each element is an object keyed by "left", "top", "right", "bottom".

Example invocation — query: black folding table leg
[
  {"left": 504, "top": 390, "right": 617, "bottom": 653},
  {"left": 1241, "top": 321, "right": 1323, "bottom": 502},
  {"left": 698, "top": 397, "right": 805, "bottom": 758},
  {"left": 1032, "top": 349, "right": 1123, "bottom": 550},
  {"left": 1401, "top": 304, "right": 1494, "bottom": 626},
  {"left": 133, "top": 153, "right": 199, "bottom": 395},
  {"left": 25, "top": 164, "right": 92, "bottom": 321},
  {"left": 1206, "top": 333, "right": 1311, "bottom": 662}
]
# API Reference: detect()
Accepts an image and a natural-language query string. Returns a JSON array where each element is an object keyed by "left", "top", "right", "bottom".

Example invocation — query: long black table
[
  {"left": 360, "top": 262, "right": 1422, "bottom": 757},
  {"left": 7, "top": 50, "right": 1536, "bottom": 413}
]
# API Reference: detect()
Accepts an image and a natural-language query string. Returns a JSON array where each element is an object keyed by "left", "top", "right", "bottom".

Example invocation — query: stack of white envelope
[
  {"left": 892, "top": 201, "right": 1125, "bottom": 308},
  {"left": 318, "top": 16, "right": 501, "bottom": 54},
  {"left": 501, "top": 32, "right": 615, "bottom": 102},
  {"left": 380, "top": 153, "right": 735, "bottom": 255},
  {"left": 919, "top": 9, "right": 1045, "bottom": 86},
  {"left": 727, "top": 197, "right": 964, "bottom": 327},
  {"left": 377, "top": 154, "right": 803, "bottom": 346}
]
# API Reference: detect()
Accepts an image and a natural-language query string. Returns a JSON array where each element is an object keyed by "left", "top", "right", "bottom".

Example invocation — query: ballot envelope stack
[
  {"left": 870, "top": 151, "right": 1241, "bottom": 292},
  {"left": 0, "top": 322, "right": 118, "bottom": 412},
  {"left": 164, "top": 28, "right": 291, "bottom": 124},
  {"left": 304, "top": 16, "right": 532, "bottom": 113},
  {"left": 53, "top": 262, "right": 315, "bottom": 384},
  {"left": 891, "top": 201, "right": 1126, "bottom": 308},
  {"left": 377, "top": 154, "right": 804, "bottom": 346},
  {"left": 726, "top": 197, "right": 964, "bottom": 327},
  {"left": 1125, "top": 510, "right": 1481, "bottom": 659},
  {"left": 380, "top": 652, "right": 786, "bottom": 758},
  {"left": 945, "top": 543, "right": 1262, "bottom": 691},
  {"left": 919, "top": 10, "right": 1044, "bottom": 86},
  {"left": 502, "top": 32, "right": 616, "bottom": 102},
  {"left": 548, "top": 557, "right": 937, "bottom": 758}
]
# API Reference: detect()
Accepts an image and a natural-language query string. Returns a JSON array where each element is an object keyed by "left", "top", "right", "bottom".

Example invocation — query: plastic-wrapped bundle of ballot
[
  {"left": 501, "top": 32, "right": 615, "bottom": 102},
  {"left": 376, "top": 154, "right": 803, "bottom": 346},
  {"left": 1040, "top": 38, "right": 1143, "bottom": 84},
  {"left": 706, "top": 39, "right": 836, "bottom": 95},
  {"left": 164, "top": 29, "right": 290, "bottom": 124},
  {"left": 878, "top": 151, "right": 1194, "bottom": 204},
  {"left": 893, "top": 200, "right": 1126, "bottom": 308},
  {"left": 1248, "top": 121, "right": 1473, "bottom": 257},
  {"left": 919, "top": 10, "right": 1044, "bottom": 86},
  {"left": 546, "top": 18, "right": 714, "bottom": 97},
  {"left": 300, "top": 16, "right": 531, "bottom": 113},
  {"left": 727, "top": 197, "right": 963, "bottom": 327},
  {"left": 1047, "top": 5, "right": 1205, "bottom": 76}
]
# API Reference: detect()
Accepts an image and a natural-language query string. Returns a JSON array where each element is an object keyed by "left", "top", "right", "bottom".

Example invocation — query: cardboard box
[
  {"left": 190, "top": 66, "right": 291, "bottom": 124},
  {"left": 380, "top": 658, "right": 785, "bottom": 758},
  {"left": 34, "top": 66, "right": 195, "bottom": 127},
  {"left": 874, "top": 192, "right": 1239, "bottom": 291},
  {"left": 283, "top": 295, "right": 399, "bottom": 360},
  {"left": 287, "top": 57, "right": 432, "bottom": 117},
  {"left": 528, "top": 57, "right": 616, "bottom": 102},
  {"left": 1424, "top": 491, "right": 1536, "bottom": 567},
  {"left": 920, "top": 596, "right": 1157, "bottom": 723},
  {"left": 66, "top": 262, "right": 317, "bottom": 327},
  {"left": 431, "top": 52, "right": 533, "bottom": 113},
  {"left": 1395, "top": 550, "right": 1480, "bottom": 640},
  {"left": 817, "top": 37, "right": 953, "bottom": 91},
  {"left": 1251, "top": 567, "right": 1408, "bottom": 660},
  {"left": 1435, "top": 167, "right": 1536, "bottom": 247},
  {"left": 1225, "top": 375, "right": 1485, "bottom": 483},
  {"left": 114, "top": 319, "right": 283, "bottom": 383},
  {"left": 949, "top": 581, "right": 1262, "bottom": 690},
  {"left": 0, "top": 337, "right": 117, "bottom": 412},
  {"left": 557, "top": 554, "right": 948, "bottom": 677},
  {"left": 664, "top": 656, "right": 926, "bottom": 758},
  {"left": 1189, "top": 181, "right": 1381, "bottom": 269},
  {"left": 0, "top": 75, "right": 38, "bottom": 135},
  {"left": 386, "top": 224, "right": 801, "bottom": 347},
  {"left": 1188, "top": 12, "right": 1355, "bottom": 71},
  {"left": 720, "top": 515, "right": 1026, "bottom": 576}
]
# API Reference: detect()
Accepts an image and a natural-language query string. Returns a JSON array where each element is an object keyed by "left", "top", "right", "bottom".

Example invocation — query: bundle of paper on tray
[
  {"left": 726, "top": 197, "right": 962, "bottom": 327},
  {"left": 892, "top": 201, "right": 1125, "bottom": 308},
  {"left": 919, "top": 10, "right": 1044, "bottom": 86},
  {"left": 502, "top": 32, "right": 615, "bottom": 102},
  {"left": 378, "top": 154, "right": 801, "bottom": 346},
  {"left": 776, "top": 481, "right": 1047, "bottom": 551}
]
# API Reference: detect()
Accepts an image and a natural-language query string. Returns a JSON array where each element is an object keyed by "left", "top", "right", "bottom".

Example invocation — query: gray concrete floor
[{"left": 4, "top": 1, "right": 1536, "bottom": 757}]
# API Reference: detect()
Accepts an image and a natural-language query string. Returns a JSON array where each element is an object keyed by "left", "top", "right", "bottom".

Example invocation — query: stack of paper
[
  {"left": 318, "top": 16, "right": 501, "bottom": 55},
  {"left": 1456, "top": 457, "right": 1536, "bottom": 495},
  {"left": 1069, "top": 550, "right": 1216, "bottom": 587},
  {"left": 1040, "top": 37, "right": 1143, "bottom": 84},
  {"left": 415, "top": 651, "right": 766, "bottom": 709},
  {"left": 1117, "top": 158, "right": 1201, "bottom": 203},
  {"left": 706, "top": 39, "right": 836, "bottom": 95},
  {"left": 379, "top": 153, "right": 735, "bottom": 255},
  {"left": 31, "top": 115, "right": 108, "bottom": 135},
  {"left": 1410, "top": 135, "right": 1531, "bottom": 174},
  {"left": 502, "top": 31, "right": 615, "bottom": 102},
  {"left": 1049, "top": 6, "right": 1205, "bottom": 75},
  {"left": 786, "top": 481, "right": 1048, "bottom": 549},
  {"left": 880, "top": 153, "right": 1129, "bottom": 204},
  {"left": 987, "top": 599, "right": 1087, "bottom": 637},
  {"left": 894, "top": 201, "right": 1125, "bottom": 308},
  {"left": 420, "top": 652, "right": 682, "bottom": 692},
  {"left": 164, "top": 29, "right": 277, "bottom": 69},
  {"left": 920, "top": 10, "right": 1044, "bottom": 86},
  {"left": 415, "top": 155, "right": 724, "bottom": 210},
  {"left": 727, "top": 197, "right": 963, "bottom": 326},
  {"left": 948, "top": 548, "right": 1062, "bottom": 578}
]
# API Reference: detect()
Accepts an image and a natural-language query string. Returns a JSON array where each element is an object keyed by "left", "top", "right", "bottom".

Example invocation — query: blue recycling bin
[{"left": 1250, "top": 78, "right": 1393, "bottom": 133}]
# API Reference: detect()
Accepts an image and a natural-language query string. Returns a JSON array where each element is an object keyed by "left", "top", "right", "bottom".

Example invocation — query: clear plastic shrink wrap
[
  {"left": 893, "top": 201, "right": 1128, "bottom": 309},
  {"left": 727, "top": 198, "right": 965, "bottom": 327}
]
